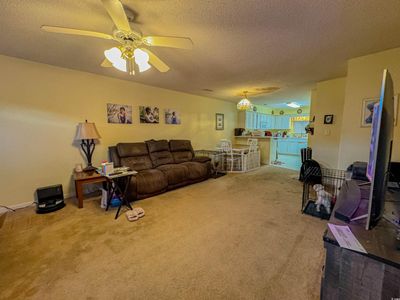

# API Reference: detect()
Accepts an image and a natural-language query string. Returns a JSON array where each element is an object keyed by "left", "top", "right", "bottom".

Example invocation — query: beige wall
[
  {"left": 337, "top": 48, "right": 400, "bottom": 169},
  {"left": 308, "top": 77, "right": 346, "bottom": 168},
  {"left": 0, "top": 55, "right": 236, "bottom": 207}
]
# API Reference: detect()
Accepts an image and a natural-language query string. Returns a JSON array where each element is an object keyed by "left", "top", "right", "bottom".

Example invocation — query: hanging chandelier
[{"left": 237, "top": 92, "right": 253, "bottom": 111}]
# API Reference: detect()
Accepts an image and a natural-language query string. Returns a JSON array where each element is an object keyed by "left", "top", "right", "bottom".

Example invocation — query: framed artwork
[
  {"left": 107, "top": 103, "right": 132, "bottom": 124},
  {"left": 361, "top": 98, "right": 379, "bottom": 127},
  {"left": 324, "top": 114, "right": 334, "bottom": 124},
  {"left": 139, "top": 106, "right": 159, "bottom": 124},
  {"left": 215, "top": 113, "right": 224, "bottom": 130},
  {"left": 164, "top": 109, "right": 181, "bottom": 125}
]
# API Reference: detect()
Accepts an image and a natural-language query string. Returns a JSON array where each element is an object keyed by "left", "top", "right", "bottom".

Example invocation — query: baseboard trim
[{"left": 0, "top": 201, "right": 35, "bottom": 215}]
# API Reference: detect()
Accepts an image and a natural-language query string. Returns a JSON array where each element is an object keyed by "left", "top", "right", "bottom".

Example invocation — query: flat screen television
[{"left": 366, "top": 69, "right": 394, "bottom": 229}]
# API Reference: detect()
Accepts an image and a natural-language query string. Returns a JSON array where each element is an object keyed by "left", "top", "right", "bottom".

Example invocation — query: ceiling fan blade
[
  {"left": 142, "top": 36, "right": 193, "bottom": 49},
  {"left": 101, "top": 58, "right": 113, "bottom": 67},
  {"left": 101, "top": 0, "right": 131, "bottom": 32},
  {"left": 41, "top": 25, "right": 113, "bottom": 40},
  {"left": 140, "top": 48, "right": 170, "bottom": 72}
]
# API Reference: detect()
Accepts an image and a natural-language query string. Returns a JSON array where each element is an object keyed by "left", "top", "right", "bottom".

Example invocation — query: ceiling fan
[{"left": 41, "top": 0, "right": 193, "bottom": 75}]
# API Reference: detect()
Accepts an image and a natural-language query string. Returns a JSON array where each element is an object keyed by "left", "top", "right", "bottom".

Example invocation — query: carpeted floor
[{"left": 0, "top": 166, "right": 327, "bottom": 300}]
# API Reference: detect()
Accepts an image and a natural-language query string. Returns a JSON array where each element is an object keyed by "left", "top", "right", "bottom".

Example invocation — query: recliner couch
[{"left": 109, "top": 139, "right": 211, "bottom": 201}]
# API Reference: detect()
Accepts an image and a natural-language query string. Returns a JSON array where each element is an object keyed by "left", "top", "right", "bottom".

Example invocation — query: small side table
[
  {"left": 73, "top": 171, "right": 107, "bottom": 208},
  {"left": 105, "top": 171, "right": 138, "bottom": 219}
]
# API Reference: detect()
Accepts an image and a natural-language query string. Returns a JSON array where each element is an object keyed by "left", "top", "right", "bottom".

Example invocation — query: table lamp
[{"left": 75, "top": 120, "right": 101, "bottom": 172}]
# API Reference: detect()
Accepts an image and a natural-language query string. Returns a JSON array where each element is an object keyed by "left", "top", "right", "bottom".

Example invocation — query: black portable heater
[{"left": 35, "top": 184, "right": 65, "bottom": 214}]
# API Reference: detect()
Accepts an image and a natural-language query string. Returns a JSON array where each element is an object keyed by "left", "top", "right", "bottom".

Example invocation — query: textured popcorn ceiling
[{"left": 1, "top": 0, "right": 400, "bottom": 104}]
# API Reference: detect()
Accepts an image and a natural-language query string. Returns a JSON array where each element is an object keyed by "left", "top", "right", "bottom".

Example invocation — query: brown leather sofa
[{"left": 109, "top": 139, "right": 211, "bottom": 201}]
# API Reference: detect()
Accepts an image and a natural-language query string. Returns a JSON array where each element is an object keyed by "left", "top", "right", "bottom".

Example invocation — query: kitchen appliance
[{"left": 234, "top": 128, "right": 245, "bottom": 136}]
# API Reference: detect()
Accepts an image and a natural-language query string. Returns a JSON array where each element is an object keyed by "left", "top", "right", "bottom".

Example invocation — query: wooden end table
[{"left": 73, "top": 171, "right": 107, "bottom": 208}]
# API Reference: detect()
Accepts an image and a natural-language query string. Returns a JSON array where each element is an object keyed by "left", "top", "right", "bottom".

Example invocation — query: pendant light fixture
[{"left": 237, "top": 91, "right": 253, "bottom": 111}]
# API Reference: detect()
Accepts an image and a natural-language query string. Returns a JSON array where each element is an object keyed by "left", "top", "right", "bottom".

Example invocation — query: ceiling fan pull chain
[{"left": 127, "top": 59, "right": 134, "bottom": 75}]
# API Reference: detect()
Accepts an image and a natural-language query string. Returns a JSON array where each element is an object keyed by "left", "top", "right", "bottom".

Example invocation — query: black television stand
[{"left": 320, "top": 203, "right": 400, "bottom": 299}]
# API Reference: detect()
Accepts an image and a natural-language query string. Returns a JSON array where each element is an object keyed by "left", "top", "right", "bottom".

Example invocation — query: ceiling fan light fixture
[
  {"left": 138, "top": 62, "right": 151, "bottom": 72},
  {"left": 104, "top": 47, "right": 127, "bottom": 72},
  {"left": 134, "top": 48, "right": 151, "bottom": 72},
  {"left": 104, "top": 47, "right": 122, "bottom": 63},
  {"left": 113, "top": 59, "right": 127, "bottom": 72}
]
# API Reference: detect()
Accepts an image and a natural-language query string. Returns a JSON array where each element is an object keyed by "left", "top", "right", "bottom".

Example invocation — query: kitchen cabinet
[
  {"left": 275, "top": 138, "right": 308, "bottom": 155},
  {"left": 243, "top": 112, "right": 292, "bottom": 130},
  {"left": 274, "top": 115, "right": 291, "bottom": 129},
  {"left": 266, "top": 115, "right": 275, "bottom": 129},
  {"left": 245, "top": 111, "right": 255, "bottom": 129}
]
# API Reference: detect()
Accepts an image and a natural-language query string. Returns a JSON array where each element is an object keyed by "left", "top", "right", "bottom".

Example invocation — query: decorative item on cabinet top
[{"left": 305, "top": 116, "right": 315, "bottom": 135}]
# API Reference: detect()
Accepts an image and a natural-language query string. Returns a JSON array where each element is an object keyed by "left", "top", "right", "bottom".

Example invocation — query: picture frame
[
  {"left": 361, "top": 98, "right": 379, "bottom": 127},
  {"left": 139, "top": 106, "right": 160, "bottom": 124},
  {"left": 361, "top": 95, "right": 399, "bottom": 127},
  {"left": 107, "top": 103, "right": 132, "bottom": 124},
  {"left": 324, "top": 114, "right": 334, "bottom": 124},
  {"left": 215, "top": 113, "right": 224, "bottom": 130},
  {"left": 164, "top": 108, "right": 181, "bottom": 125}
]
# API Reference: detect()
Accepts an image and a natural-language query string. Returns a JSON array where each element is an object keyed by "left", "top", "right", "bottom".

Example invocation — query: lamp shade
[
  {"left": 237, "top": 98, "right": 253, "bottom": 111},
  {"left": 75, "top": 122, "right": 101, "bottom": 140}
]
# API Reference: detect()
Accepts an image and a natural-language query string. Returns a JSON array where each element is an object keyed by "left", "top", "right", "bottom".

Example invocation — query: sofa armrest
[{"left": 108, "top": 146, "right": 121, "bottom": 167}]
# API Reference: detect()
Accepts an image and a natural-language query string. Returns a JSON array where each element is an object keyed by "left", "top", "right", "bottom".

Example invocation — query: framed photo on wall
[
  {"left": 164, "top": 108, "right": 181, "bottom": 124},
  {"left": 361, "top": 98, "right": 379, "bottom": 127},
  {"left": 139, "top": 106, "right": 159, "bottom": 124},
  {"left": 107, "top": 103, "right": 132, "bottom": 124},
  {"left": 215, "top": 113, "right": 224, "bottom": 130}
]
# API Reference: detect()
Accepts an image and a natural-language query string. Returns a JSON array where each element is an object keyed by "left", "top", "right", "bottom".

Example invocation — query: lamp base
[{"left": 83, "top": 165, "right": 97, "bottom": 173}]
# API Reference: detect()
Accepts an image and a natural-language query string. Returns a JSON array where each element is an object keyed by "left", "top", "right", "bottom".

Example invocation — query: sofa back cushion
[
  {"left": 145, "top": 140, "right": 174, "bottom": 167},
  {"left": 169, "top": 140, "right": 194, "bottom": 163},
  {"left": 116, "top": 143, "right": 152, "bottom": 171}
]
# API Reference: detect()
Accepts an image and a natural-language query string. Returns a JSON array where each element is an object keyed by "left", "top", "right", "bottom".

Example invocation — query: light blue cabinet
[
  {"left": 244, "top": 112, "right": 292, "bottom": 130},
  {"left": 266, "top": 115, "right": 275, "bottom": 129},
  {"left": 276, "top": 138, "right": 308, "bottom": 155},
  {"left": 274, "top": 115, "right": 291, "bottom": 129},
  {"left": 245, "top": 111, "right": 254, "bottom": 129}
]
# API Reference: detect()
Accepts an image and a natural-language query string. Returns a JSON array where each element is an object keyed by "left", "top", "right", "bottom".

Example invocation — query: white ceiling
[{"left": 1, "top": 0, "right": 400, "bottom": 104}]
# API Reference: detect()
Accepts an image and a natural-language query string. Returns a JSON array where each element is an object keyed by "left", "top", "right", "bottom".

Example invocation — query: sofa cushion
[
  {"left": 120, "top": 156, "right": 153, "bottom": 171},
  {"left": 169, "top": 140, "right": 194, "bottom": 152},
  {"left": 181, "top": 161, "right": 209, "bottom": 180},
  {"left": 146, "top": 140, "right": 174, "bottom": 167},
  {"left": 169, "top": 140, "right": 194, "bottom": 163},
  {"left": 146, "top": 139, "right": 170, "bottom": 152},
  {"left": 136, "top": 169, "right": 168, "bottom": 195},
  {"left": 172, "top": 151, "right": 194, "bottom": 164},
  {"left": 157, "top": 164, "right": 189, "bottom": 185},
  {"left": 117, "top": 143, "right": 148, "bottom": 157}
]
